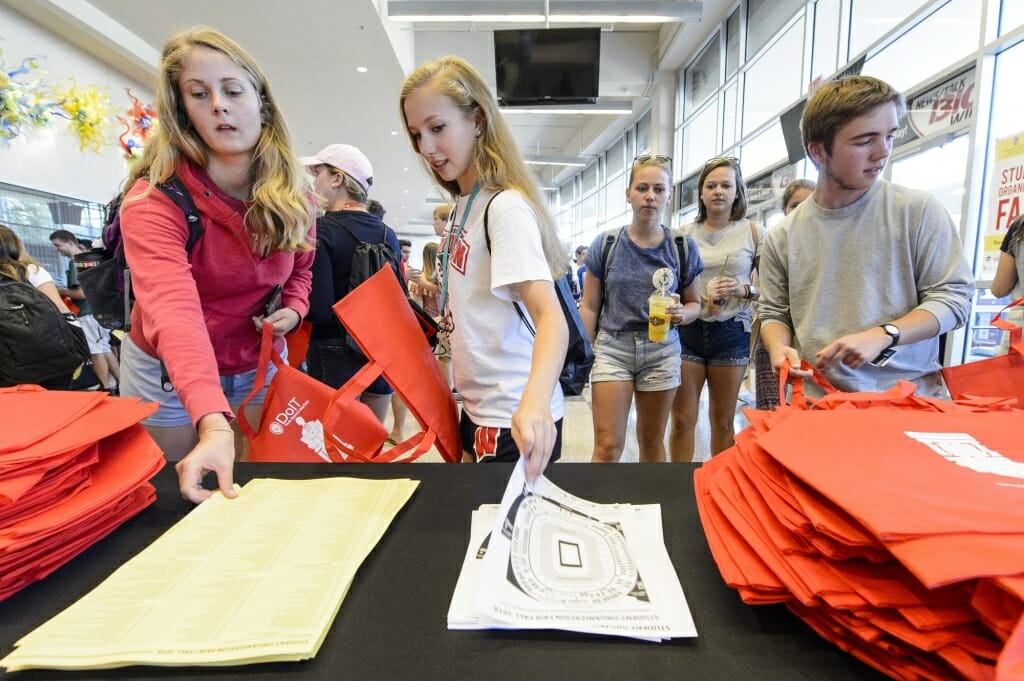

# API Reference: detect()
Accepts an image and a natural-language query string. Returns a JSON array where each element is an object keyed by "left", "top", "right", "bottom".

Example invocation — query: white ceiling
[{"left": 5, "top": 0, "right": 731, "bottom": 236}]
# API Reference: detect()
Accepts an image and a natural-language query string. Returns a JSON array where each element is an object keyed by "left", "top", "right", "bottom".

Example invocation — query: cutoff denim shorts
[
  {"left": 679, "top": 318, "right": 750, "bottom": 366},
  {"left": 590, "top": 329, "right": 681, "bottom": 392},
  {"left": 119, "top": 335, "right": 280, "bottom": 428}
]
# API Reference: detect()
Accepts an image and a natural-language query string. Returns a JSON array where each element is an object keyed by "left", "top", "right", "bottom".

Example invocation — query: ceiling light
[
  {"left": 386, "top": 1, "right": 703, "bottom": 23},
  {"left": 500, "top": 101, "right": 633, "bottom": 115},
  {"left": 356, "top": 66, "right": 368, "bottom": 73},
  {"left": 390, "top": 131, "right": 399, "bottom": 135},
  {"left": 525, "top": 155, "right": 588, "bottom": 168}
]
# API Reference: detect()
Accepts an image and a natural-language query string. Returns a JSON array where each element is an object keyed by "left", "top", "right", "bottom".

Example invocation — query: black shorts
[{"left": 458, "top": 410, "right": 563, "bottom": 465}]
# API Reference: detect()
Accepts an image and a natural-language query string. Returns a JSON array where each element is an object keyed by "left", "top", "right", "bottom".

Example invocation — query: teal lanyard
[{"left": 439, "top": 183, "right": 481, "bottom": 314}]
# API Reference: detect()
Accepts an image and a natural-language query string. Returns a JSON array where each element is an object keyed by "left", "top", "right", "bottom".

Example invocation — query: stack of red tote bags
[
  {"left": 0, "top": 385, "right": 164, "bottom": 602},
  {"left": 695, "top": 363, "right": 1024, "bottom": 681}
]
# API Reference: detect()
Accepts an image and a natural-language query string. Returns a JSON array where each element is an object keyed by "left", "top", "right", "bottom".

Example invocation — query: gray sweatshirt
[{"left": 758, "top": 180, "right": 974, "bottom": 396}]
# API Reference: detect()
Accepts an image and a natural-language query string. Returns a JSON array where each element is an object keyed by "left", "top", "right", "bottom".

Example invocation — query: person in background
[
  {"left": 670, "top": 157, "right": 765, "bottom": 461},
  {"left": 367, "top": 199, "right": 385, "bottom": 219},
  {"left": 570, "top": 245, "right": 588, "bottom": 304},
  {"left": 118, "top": 26, "right": 315, "bottom": 504},
  {"left": 302, "top": 143, "right": 399, "bottom": 424},
  {"left": 419, "top": 205, "right": 456, "bottom": 392},
  {"left": 49, "top": 229, "right": 120, "bottom": 393},
  {"left": 752, "top": 178, "right": 815, "bottom": 410},
  {"left": 759, "top": 75, "right": 973, "bottom": 396},
  {"left": 990, "top": 214, "right": 1024, "bottom": 341},
  {"left": 401, "top": 55, "right": 568, "bottom": 481},
  {"left": 580, "top": 154, "right": 702, "bottom": 463},
  {"left": 1, "top": 225, "right": 83, "bottom": 389}
]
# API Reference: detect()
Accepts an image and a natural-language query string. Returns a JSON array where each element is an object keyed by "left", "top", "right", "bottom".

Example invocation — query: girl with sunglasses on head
[
  {"left": 670, "top": 156, "right": 766, "bottom": 461},
  {"left": 400, "top": 56, "right": 568, "bottom": 482},
  {"left": 580, "top": 155, "right": 703, "bottom": 463}
]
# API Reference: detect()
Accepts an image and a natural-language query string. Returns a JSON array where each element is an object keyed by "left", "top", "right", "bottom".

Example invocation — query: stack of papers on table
[
  {"left": 449, "top": 460, "right": 697, "bottom": 641},
  {"left": 1, "top": 476, "right": 419, "bottom": 672},
  {"left": 0, "top": 385, "right": 164, "bottom": 602}
]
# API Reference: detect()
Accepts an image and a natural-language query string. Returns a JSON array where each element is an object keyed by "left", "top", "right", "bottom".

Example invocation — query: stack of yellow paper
[{"left": 0, "top": 476, "right": 418, "bottom": 672}]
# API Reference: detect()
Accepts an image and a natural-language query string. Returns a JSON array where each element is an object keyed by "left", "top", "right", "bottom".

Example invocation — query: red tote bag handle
[
  {"left": 778, "top": 359, "right": 838, "bottom": 407},
  {"left": 238, "top": 321, "right": 281, "bottom": 441},
  {"left": 990, "top": 295, "right": 1024, "bottom": 355}
]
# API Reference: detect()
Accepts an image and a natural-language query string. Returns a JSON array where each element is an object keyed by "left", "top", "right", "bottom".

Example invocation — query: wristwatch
[
  {"left": 746, "top": 285, "right": 758, "bottom": 299},
  {"left": 879, "top": 323, "right": 900, "bottom": 348}
]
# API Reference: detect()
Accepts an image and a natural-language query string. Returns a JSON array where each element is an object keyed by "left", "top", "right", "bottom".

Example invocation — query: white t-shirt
[
  {"left": 25, "top": 263, "right": 55, "bottom": 289},
  {"left": 441, "top": 189, "right": 564, "bottom": 427}
]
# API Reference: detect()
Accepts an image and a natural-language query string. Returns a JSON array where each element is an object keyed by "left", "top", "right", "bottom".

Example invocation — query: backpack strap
[
  {"left": 480, "top": 189, "right": 507, "bottom": 252},
  {"left": 670, "top": 229, "right": 688, "bottom": 290},
  {"left": 155, "top": 174, "right": 203, "bottom": 253}
]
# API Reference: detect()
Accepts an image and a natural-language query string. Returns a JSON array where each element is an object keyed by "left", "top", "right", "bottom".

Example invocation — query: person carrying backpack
[
  {"left": 579, "top": 154, "right": 703, "bottom": 464},
  {"left": 0, "top": 225, "right": 90, "bottom": 390},
  {"left": 301, "top": 144, "right": 404, "bottom": 423},
  {"left": 117, "top": 28, "right": 315, "bottom": 504}
]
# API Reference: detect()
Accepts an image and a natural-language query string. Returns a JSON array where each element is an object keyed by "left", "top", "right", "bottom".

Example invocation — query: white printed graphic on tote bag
[{"left": 906, "top": 431, "right": 1024, "bottom": 482}]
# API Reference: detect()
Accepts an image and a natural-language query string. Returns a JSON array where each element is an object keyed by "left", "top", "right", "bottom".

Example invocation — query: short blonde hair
[{"left": 432, "top": 204, "right": 452, "bottom": 221}]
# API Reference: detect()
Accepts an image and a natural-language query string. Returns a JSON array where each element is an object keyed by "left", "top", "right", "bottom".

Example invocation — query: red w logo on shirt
[{"left": 449, "top": 237, "right": 469, "bottom": 275}]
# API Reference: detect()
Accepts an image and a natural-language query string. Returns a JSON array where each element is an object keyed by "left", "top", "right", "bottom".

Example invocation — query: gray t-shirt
[
  {"left": 758, "top": 180, "right": 974, "bottom": 396},
  {"left": 585, "top": 226, "right": 704, "bottom": 333},
  {"left": 683, "top": 218, "right": 765, "bottom": 330}
]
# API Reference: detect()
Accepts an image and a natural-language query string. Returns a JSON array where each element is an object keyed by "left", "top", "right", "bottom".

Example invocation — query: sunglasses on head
[
  {"left": 634, "top": 154, "right": 672, "bottom": 164},
  {"left": 704, "top": 156, "right": 739, "bottom": 168}
]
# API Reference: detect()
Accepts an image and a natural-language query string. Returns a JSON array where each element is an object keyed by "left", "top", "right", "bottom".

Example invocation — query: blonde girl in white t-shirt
[{"left": 400, "top": 56, "right": 568, "bottom": 482}]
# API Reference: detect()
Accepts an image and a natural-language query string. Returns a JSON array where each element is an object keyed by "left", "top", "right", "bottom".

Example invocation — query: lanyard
[{"left": 439, "top": 183, "right": 481, "bottom": 314}]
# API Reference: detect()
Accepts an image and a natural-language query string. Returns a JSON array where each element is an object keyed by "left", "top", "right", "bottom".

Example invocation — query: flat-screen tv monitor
[{"left": 494, "top": 28, "right": 601, "bottom": 106}]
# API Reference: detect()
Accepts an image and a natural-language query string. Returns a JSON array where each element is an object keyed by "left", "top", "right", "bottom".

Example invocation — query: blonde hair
[
  {"left": 400, "top": 56, "right": 566, "bottom": 276},
  {"left": 422, "top": 241, "right": 439, "bottom": 281},
  {"left": 432, "top": 204, "right": 452, "bottom": 221},
  {"left": 124, "top": 26, "right": 311, "bottom": 255},
  {"left": 0, "top": 225, "right": 39, "bottom": 281}
]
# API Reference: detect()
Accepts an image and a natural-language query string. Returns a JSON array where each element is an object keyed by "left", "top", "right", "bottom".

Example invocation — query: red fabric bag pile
[
  {"left": 695, "top": 362, "right": 1024, "bottom": 681},
  {"left": 0, "top": 385, "right": 165, "bottom": 602}
]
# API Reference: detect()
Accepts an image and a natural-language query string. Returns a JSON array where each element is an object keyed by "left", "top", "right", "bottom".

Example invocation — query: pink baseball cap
[{"left": 299, "top": 144, "right": 373, "bottom": 193}]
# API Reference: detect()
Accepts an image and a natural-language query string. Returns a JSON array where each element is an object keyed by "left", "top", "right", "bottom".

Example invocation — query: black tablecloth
[{"left": 0, "top": 463, "right": 888, "bottom": 680}]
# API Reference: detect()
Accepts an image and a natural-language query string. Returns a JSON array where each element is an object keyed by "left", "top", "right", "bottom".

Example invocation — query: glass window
[
  {"left": 746, "top": 0, "right": 805, "bottom": 58},
  {"left": 682, "top": 102, "right": 719, "bottom": 177},
  {"left": 849, "top": 0, "right": 929, "bottom": 58},
  {"left": 684, "top": 33, "right": 721, "bottom": 117},
  {"left": 636, "top": 110, "right": 653, "bottom": 155},
  {"left": 740, "top": 121, "right": 787, "bottom": 177},
  {"left": 558, "top": 180, "right": 575, "bottom": 209},
  {"left": 722, "top": 83, "right": 739, "bottom": 150},
  {"left": 725, "top": 9, "right": 741, "bottom": 77},
  {"left": 811, "top": 0, "right": 841, "bottom": 80},
  {"left": 742, "top": 21, "right": 804, "bottom": 135},
  {"left": 862, "top": 0, "right": 980, "bottom": 94},
  {"left": 582, "top": 162, "right": 599, "bottom": 195},
  {"left": 580, "top": 192, "right": 599, "bottom": 233},
  {"left": 1002, "top": 0, "right": 1024, "bottom": 36},
  {"left": 606, "top": 137, "right": 626, "bottom": 178},
  {"left": 603, "top": 173, "right": 627, "bottom": 222}
]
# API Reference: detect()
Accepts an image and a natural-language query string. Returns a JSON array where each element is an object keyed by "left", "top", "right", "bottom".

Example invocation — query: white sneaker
[{"left": 737, "top": 389, "right": 755, "bottom": 405}]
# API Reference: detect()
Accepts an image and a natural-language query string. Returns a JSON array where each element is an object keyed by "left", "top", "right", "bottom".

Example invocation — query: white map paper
[{"left": 450, "top": 460, "right": 697, "bottom": 641}]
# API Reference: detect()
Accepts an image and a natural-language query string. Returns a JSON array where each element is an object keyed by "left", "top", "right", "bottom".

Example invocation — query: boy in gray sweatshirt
[{"left": 758, "top": 76, "right": 973, "bottom": 396}]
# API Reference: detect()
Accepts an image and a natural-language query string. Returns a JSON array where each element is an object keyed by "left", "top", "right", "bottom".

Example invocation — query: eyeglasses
[
  {"left": 703, "top": 156, "right": 739, "bottom": 167},
  {"left": 634, "top": 154, "right": 672, "bottom": 165}
]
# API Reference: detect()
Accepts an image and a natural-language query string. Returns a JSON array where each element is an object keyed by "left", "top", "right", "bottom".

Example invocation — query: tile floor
[{"left": 388, "top": 383, "right": 753, "bottom": 464}]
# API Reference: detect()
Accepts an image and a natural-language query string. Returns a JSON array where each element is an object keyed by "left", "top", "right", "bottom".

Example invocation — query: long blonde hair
[
  {"left": 422, "top": 241, "right": 439, "bottom": 282},
  {"left": 400, "top": 56, "right": 566, "bottom": 276},
  {"left": 124, "top": 26, "right": 311, "bottom": 255}
]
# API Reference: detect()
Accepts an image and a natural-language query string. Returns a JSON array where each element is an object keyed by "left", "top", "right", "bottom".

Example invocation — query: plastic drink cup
[
  {"left": 706, "top": 277, "right": 726, "bottom": 316},
  {"left": 648, "top": 293, "right": 673, "bottom": 343}
]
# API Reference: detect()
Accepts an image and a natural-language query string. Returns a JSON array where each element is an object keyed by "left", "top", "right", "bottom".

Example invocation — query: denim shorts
[
  {"left": 119, "top": 335, "right": 279, "bottom": 428},
  {"left": 679, "top": 318, "right": 750, "bottom": 366},
  {"left": 306, "top": 338, "right": 393, "bottom": 396},
  {"left": 590, "top": 330, "right": 681, "bottom": 392}
]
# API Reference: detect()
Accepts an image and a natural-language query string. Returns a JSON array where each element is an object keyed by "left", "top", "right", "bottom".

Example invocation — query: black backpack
[
  {"left": 336, "top": 221, "right": 441, "bottom": 354},
  {"left": 75, "top": 176, "right": 201, "bottom": 331},
  {"left": 481, "top": 191, "right": 595, "bottom": 396},
  {"left": 0, "top": 276, "right": 91, "bottom": 387}
]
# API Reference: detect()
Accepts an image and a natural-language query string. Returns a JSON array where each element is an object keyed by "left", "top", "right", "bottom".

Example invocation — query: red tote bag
[
  {"left": 943, "top": 296, "right": 1024, "bottom": 406},
  {"left": 239, "top": 322, "right": 387, "bottom": 462},
  {"left": 332, "top": 267, "right": 461, "bottom": 463}
]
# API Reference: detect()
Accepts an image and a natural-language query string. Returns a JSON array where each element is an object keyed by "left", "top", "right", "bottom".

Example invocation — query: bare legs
[
  {"left": 591, "top": 381, "right": 677, "bottom": 462},
  {"left": 669, "top": 361, "right": 746, "bottom": 461}
]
